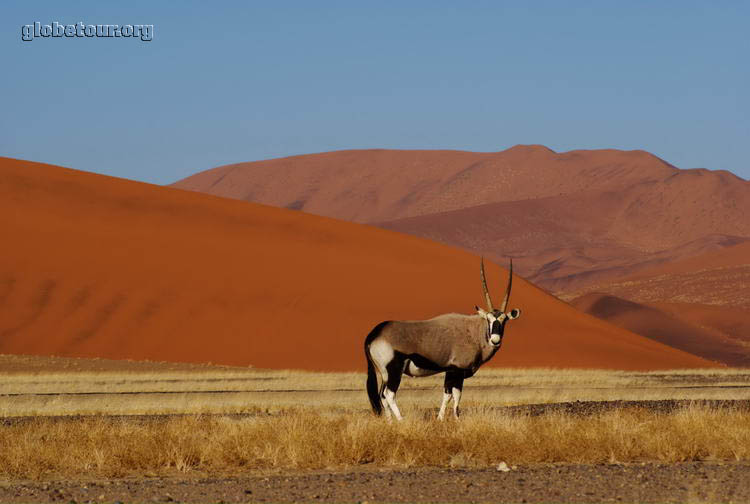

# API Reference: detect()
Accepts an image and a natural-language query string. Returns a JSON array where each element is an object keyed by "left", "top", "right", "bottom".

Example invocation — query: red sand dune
[
  {"left": 566, "top": 241, "right": 750, "bottom": 360},
  {"left": 173, "top": 146, "right": 750, "bottom": 292},
  {"left": 0, "top": 156, "right": 716, "bottom": 370},
  {"left": 649, "top": 302, "right": 750, "bottom": 345},
  {"left": 570, "top": 293, "right": 750, "bottom": 367}
]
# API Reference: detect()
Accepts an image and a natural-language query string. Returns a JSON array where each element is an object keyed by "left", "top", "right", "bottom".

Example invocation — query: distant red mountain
[{"left": 173, "top": 146, "right": 750, "bottom": 293}]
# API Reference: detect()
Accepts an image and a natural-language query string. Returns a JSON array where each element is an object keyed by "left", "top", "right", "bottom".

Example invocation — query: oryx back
[{"left": 384, "top": 314, "right": 484, "bottom": 370}]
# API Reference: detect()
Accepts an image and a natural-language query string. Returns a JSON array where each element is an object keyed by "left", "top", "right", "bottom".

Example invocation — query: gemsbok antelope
[{"left": 364, "top": 258, "right": 521, "bottom": 420}]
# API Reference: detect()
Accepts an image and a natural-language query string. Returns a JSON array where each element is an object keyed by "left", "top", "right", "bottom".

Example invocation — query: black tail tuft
[
  {"left": 364, "top": 321, "right": 389, "bottom": 416},
  {"left": 366, "top": 352, "right": 382, "bottom": 416}
]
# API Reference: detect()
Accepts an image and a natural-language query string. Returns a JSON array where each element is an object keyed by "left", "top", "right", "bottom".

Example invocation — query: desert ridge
[
  {"left": 0, "top": 156, "right": 718, "bottom": 371},
  {"left": 171, "top": 146, "right": 682, "bottom": 224}
]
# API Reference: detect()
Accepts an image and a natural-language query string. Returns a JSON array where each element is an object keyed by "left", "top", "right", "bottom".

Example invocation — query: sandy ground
[{"left": 2, "top": 462, "right": 749, "bottom": 503}]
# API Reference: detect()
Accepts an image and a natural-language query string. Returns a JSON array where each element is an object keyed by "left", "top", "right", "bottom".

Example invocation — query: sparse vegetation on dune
[{"left": 2, "top": 405, "right": 750, "bottom": 480}]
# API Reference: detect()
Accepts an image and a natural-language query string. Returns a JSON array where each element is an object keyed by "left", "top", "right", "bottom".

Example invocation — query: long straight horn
[
  {"left": 500, "top": 259, "right": 513, "bottom": 312},
  {"left": 480, "top": 257, "right": 494, "bottom": 311}
]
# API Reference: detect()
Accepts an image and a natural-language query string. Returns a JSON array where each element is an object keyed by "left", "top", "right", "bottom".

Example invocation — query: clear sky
[{"left": 2, "top": 1, "right": 748, "bottom": 184}]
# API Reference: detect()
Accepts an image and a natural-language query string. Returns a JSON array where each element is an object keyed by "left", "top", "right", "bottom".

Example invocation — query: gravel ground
[
  {"left": 501, "top": 398, "right": 750, "bottom": 416},
  {"left": 1, "top": 462, "right": 749, "bottom": 503}
]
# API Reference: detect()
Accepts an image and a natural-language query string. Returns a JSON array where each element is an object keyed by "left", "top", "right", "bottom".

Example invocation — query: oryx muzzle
[{"left": 364, "top": 258, "right": 521, "bottom": 421}]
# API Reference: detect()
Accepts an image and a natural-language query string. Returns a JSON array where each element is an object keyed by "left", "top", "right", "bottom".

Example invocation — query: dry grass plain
[
  {"left": 2, "top": 353, "right": 750, "bottom": 485},
  {"left": 2, "top": 353, "right": 750, "bottom": 417}
]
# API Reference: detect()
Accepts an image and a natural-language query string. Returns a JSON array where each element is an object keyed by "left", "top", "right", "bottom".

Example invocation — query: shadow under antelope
[{"left": 364, "top": 258, "right": 521, "bottom": 420}]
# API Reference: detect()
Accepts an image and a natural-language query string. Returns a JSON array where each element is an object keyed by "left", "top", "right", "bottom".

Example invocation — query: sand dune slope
[
  {"left": 571, "top": 293, "right": 750, "bottom": 367},
  {"left": 0, "top": 157, "right": 716, "bottom": 370},
  {"left": 650, "top": 302, "right": 750, "bottom": 345},
  {"left": 565, "top": 242, "right": 750, "bottom": 356}
]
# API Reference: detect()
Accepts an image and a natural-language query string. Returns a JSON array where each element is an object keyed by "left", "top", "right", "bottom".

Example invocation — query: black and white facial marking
[{"left": 475, "top": 307, "right": 521, "bottom": 346}]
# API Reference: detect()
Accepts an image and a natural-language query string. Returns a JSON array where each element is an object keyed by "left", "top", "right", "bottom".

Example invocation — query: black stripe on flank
[{"left": 403, "top": 352, "right": 444, "bottom": 372}]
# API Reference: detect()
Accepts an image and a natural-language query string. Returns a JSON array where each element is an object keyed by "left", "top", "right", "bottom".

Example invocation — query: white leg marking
[
  {"left": 379, "top": 378, "right": 392, "bottom": 420},
  {"left": 384, "top": 387, "right": 403, "bottom": 421},
  {"left": 382, "top": 398, "right": 392, "bottom": 419},
  {"left": 437, "top": 391, "right": 451, "bottom": 420},
  {"left": 452, "top": 387, "right": 462, "bottom": 418}
]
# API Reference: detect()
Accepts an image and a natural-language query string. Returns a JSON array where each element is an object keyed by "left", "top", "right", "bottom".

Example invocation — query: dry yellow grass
[
  {"left": 1, "top": 405, "right": 749, "bottom": 480},
  {"left": 2, "top": 355, "right": 750, "bottom": 480}
]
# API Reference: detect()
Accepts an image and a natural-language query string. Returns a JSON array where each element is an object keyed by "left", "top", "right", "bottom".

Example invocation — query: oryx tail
[{"left": 365, "top": 321, "right": 388, "bottom": 415}]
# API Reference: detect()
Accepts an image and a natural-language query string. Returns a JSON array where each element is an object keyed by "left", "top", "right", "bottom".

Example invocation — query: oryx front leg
[
  {"left": 451, "top": 384, "right": 463, "bottom": 418},
  {"left": 441, "top": 371, "right": 464, "bottom": 419},
  {"left": 437, "top": 388, "right": 452, "bottom": 420}
]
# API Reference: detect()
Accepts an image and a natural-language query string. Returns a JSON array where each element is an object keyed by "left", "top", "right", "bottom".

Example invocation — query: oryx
[{"left": 364, "top": 258, "right": 521, "bottom": 420}]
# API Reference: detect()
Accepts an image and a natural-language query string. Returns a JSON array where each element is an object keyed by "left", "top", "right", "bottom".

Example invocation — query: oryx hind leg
[
  {"left": 369, "top": 338, "right": 404, "bottom": 420},
  {"left": 382, "top": 357, "right": 405, "bottom": 421},
  {"left": 378, "top": 382, "right": 391, "bottom": 419}
]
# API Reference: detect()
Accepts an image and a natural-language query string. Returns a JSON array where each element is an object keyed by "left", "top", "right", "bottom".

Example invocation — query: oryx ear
[
  {"left": 475, "top": 306, "right": 487, "bottom": 316},
  {"left": 507, "top": 308, "right": 521, "bottom": 319}
]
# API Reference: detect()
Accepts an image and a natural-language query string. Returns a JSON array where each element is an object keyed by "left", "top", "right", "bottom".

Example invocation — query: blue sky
[{"left": 2, "top": 1, "right": 748, "bottom": 184}]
